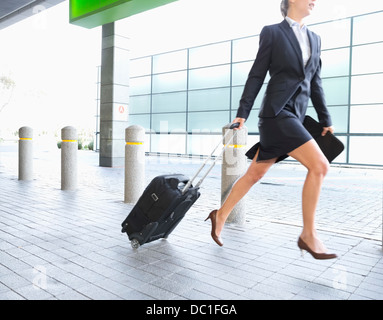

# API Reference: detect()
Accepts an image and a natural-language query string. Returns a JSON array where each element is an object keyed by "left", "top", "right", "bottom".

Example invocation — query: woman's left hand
[
  {"left": 232, "top": 117, "right": 246, "bottom": 130},
  {"left": 322, "top": 126, "right": 334, "bottom": 136}
]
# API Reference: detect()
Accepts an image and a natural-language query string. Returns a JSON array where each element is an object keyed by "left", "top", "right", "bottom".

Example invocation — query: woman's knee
[{"left": 309, "top": 158, "right": 329, "bottom": 177}]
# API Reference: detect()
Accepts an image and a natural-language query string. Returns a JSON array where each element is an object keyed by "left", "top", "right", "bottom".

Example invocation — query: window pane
[
  {"left": 232, "top": 36, "right": 259, "bottom": 63},
  {"left": 333, "top": 136, "right": 348, "bottom": 164},
  {"left": 328, "top": 106, "right": 349, "bottom": 133},
  {"left": 153, "top": 50, "right": 187, "bottom": 74},
  {"left": 232, "top": 61, "right": 253, "bottom": 86},
  {"left": 189, "top": 42, "right": 231, "bottom": 68},
  {"left": 188, "top": 88, "right": 230, "bottom": 112},
  {"left": 321, "top": 48, "right": 350, "bottom": 78},
  {"left": 152, "top": 71, "right": 187, "bottom": 94},
  {"left": 232, "top": 84, "right": 267, "bottom": 110},
  {"left": 188, "top": 111, "right": 229, "bottom": 133},
  {"left": 351, "top": 74, "right": 383, "bottom": 105},
  {"left": 152, "top": 92, "right": 186, "bottom": 113},
  {"left": 306, "top": 106, "right": 349, "bottom": 133},
  {"left": 130, "top": 76, "right": 151, "bottom": 95},
  {"left": 130, "top": 57, "right": 151, "bottom": 77},
  {"left": 350, "top": 105, "right": 383, "bottom": 134},
  {"left": 151, "top": 134, "right": 186, "bottom": 154},
  {"left": 189, "top": 65, "right": 231, "bottom": 90},
  {"left": 349, "top": 137, "right": 383, "bottom": 166},
  {"left": 187, "top": 134, "right": 223, "bottom": 156},
  {"left": 130, "top": 95, "right": 151, "bottom": 114},
  {"left": 309, "top": 19, "right": 350, "bottom": 50},
  {"left": 231, "top": 86, "right": 244, "bottom": 111},
  {"left": 128, "top": 114, "right": 151, "bottom": 130},
  {"left": 321, "top": 77, "right": 349, "bottom": 106},
  {"left": 352, "top": 43, "right": 383, "bottom": 75},
  {"left": 353, "top": 12, "right": 383, "bottom": 45},
  {"left": 305, "top": 107, "right": 316, "bottom": 119},
  {"left": 152, "top": 113, "right": 186, "bottom": 133}
]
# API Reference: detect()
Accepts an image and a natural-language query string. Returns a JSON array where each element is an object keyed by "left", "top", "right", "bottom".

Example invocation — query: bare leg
[
  {"left": 288, "top": 139, "right": 330, "bottom": 254},
  {"left": 215, "top": 150, "right": 277, "bottom": 237}
]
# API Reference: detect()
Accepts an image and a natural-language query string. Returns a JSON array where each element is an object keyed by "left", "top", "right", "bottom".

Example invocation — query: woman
[{"left": 205, "top": 0, "right": 337, "bottom": 259}]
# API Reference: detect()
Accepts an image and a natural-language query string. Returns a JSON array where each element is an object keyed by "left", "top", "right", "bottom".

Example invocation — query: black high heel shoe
[
  {"left": 205, "top": 210, "right": 223, "bottom": 246},
  {"left": 298, "top": 237, "right": 337, "bottom": 260}
]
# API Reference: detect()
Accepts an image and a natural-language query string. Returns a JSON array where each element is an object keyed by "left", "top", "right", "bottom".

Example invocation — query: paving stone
[
  {"left": 0, "top": 290, "right": 25, "bottom": 300},
  {"left": 13, "top": 284, "right": 55, "bottom": 300}
]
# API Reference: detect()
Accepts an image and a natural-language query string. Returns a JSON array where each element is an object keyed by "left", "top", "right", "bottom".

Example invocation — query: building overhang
[
  {"left": 0, "top": 0, "right": 65, "bottom": 30},
  {"left": 69, "top": 0, "right": 179, "bottom": 29}
]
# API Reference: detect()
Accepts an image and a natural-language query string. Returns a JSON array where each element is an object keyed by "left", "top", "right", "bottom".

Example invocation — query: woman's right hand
[{"left": 232, "top": 118, "right": 246, "bottom": 130}]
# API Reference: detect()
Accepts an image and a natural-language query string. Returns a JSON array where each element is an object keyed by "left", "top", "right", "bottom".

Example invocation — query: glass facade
[{"left": 126, "top": 11, "right": 383, "bottom": 166}]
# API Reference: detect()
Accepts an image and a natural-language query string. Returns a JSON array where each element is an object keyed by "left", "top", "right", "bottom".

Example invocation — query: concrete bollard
[
  {"left": 124, "top": 125, "right": 145, "bottom": 203},
  {"left": 221, "top": 124, "right": 248, "bottom": 225},
  {"left": 61, "top": 126, "right": 78, "bottom": 191},
  {"left": 18, "top": 126, "right": 33, "bottom": 181}
]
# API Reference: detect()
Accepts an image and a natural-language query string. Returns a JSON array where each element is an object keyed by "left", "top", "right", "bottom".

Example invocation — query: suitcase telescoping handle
[{"left": 181, "top": 123, "right": 241, "bottom": 195}]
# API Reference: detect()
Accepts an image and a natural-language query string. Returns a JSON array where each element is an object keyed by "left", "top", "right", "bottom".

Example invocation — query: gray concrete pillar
[
  {"left": 18, "top": 126, "right": 33, "bottom": 181},
  {"left": 61, "top": 126, "right": 77, "bottom": 191},
  {"left": 124, "top": 125, "right": 145, "bottom": 203},
  {"left": 100, "top": 22, "right": 130, "bottom": 167},
  {"left": 221, "top": 124, "right": 248, "bottom": 225}
]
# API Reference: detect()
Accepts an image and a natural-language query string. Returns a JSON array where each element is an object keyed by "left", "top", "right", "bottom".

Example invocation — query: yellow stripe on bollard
[
  {"left": 224, "top": 144, "right": 246, "bottom": 148},
  {"left": 126, "top": 142, "right": 143, "bottom": 145},
  {"left": 19, "top": 138, "right": 32, "bottom": 141},
  {"left": 62, "top": 140, "right": 78, "bottom": 142}
]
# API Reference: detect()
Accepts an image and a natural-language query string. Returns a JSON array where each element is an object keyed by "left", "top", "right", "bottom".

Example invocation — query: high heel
[
  {"left": 297, "top": 237, "right": 337, "bottom": 260},
  {"left": 205, "top": 210, "right": 223, "bottom": 246}
]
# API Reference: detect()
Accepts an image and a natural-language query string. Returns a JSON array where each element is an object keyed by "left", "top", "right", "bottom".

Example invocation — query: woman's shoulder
[
  {"left": 260, "top": 22, "right": 278, "bottom": 36},
  {"left": 259, "top": 21, "right": 288, "bottom": 40},
  {"left": 261, "top": 20, "right": 289, "bottom": 35}
]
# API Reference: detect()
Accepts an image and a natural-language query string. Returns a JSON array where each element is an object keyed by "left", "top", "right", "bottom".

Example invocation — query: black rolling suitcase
[
  {"left": 121, "top": 174, "right": 200, "bottom": 249},
  {"left": 121, "top": 123, "right": 239, "bottom": 249}
]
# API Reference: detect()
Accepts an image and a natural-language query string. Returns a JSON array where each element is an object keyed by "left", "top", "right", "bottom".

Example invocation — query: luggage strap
[{"left": 181, "top": 123, "right": 240, "bottom": 195}]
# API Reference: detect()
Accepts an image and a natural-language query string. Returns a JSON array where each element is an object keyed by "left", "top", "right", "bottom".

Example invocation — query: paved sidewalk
[{"left": 0, "top": 143, "right": 382, "bottom": 300}]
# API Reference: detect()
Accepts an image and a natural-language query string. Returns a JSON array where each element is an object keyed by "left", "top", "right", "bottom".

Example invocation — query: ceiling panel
[
  {"left": 0, "top": 0, "right": 37, "bottom": 19},
  {"left": 0, "top": 0, "right": 65, "bottom": 30}
]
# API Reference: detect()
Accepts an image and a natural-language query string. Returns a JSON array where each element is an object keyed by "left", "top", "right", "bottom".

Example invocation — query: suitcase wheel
[{"left": 131, "top": 239, "right": 141, "bottom": 249}]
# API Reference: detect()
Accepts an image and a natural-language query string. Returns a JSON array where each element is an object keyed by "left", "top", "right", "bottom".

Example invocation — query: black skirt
[{"left": 246, "top": 106, "right": 312, "bottom": 163}]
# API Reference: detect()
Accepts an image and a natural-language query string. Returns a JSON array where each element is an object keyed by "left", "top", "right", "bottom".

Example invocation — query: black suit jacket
[{"left": 236, "top": 19, "right": 332, "bottom": 127}]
